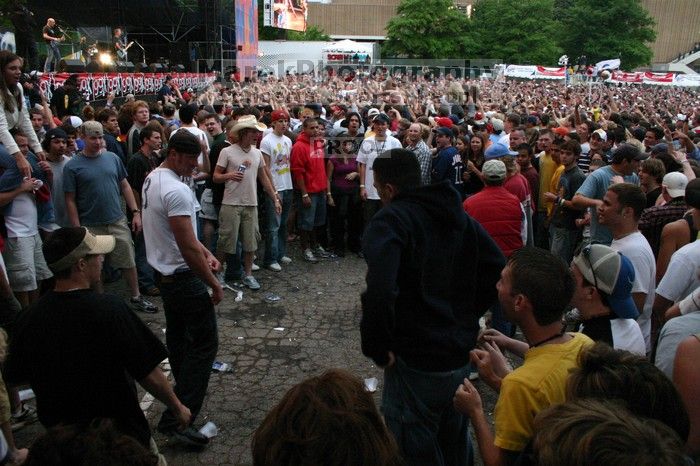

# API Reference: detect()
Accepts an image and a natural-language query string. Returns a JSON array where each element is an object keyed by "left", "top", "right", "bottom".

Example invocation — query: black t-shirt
[
  {"left": 646, "top": 186, "right": 662, "bottom": 209},
  {"left": 43, "top": 25, "right": 59, "bottom": 44},
  {"left": 5, "top": 290, "right": 168, "bottom": 447},
  {"left": 112, "top": 36, "right": 123, "bottom": 54},
  {"left": 209, "top": 137, "right": 230, "bottom": 203}
]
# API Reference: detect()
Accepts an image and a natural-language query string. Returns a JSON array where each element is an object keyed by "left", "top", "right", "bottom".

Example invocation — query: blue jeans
[
  {"left": 133, "top": 231, "right": 156, "bottom": 290},
  {"left": 382, "top": 357, "right": 473, "bottom": 466},
  {"left": 44, "top": 42, "right": 61, "bottom": 73},
  {"left": 264, "top": 189, "right": 292, "bottom": 266},
  {"left": 549, "top": 225, "right": 581, "bottom": 265},
  {"left": 157, "top": 273, "right": 218, "bottom": 431}
]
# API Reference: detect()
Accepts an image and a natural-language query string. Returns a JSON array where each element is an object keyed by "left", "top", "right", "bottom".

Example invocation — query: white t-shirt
[
  {"left": 217, "top": 144, "right": 265, "bottom": 206},
  {"left": 260, "top": 132, "right": 293, "bottom": 191},
  {"left": 610, "top": 319, "right": 646, "bottom": 355},
  {"left": 611, "top": 232, "right": 656, "bottom": 353},
  {"left": 141, "top": 167, "right": 197, "bottom": 275},
  {"left": 5, "top": 192, "right": 38, "bottom": 238},
  {"left": 171, "top": 126, "right": 210, "bottom": 188},
  {"left": 656, "top": 240, "right": 700, "bottom": 303},
  {"left": 48, "top": 155, "right": 71, "bottom": 227},
  {"left": 357, "top": 135, "right": 402, "bottom": 200}
]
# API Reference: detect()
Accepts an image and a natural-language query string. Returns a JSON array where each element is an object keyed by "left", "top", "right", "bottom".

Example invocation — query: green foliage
[
  {"left": 287, "top": 25, "right": 331, "bottom": 41},
  {"left": 558, "top": 0, "right": 655, "bottom": 69},
  {"left": 380, "top": 0, "right": 656, "bottom": 69},
  {"left": 382, "top": 0, "right": 476, "bottom": 58},
  {"left": 471, "top": 0, "right": 562, "bottom": 65}
]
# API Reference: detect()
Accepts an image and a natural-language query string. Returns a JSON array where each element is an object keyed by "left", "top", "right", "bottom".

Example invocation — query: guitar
[{"left": 116, "top": 41, "right": 134, "bottom": 60}]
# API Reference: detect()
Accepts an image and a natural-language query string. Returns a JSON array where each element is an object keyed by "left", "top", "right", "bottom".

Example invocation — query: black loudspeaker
[
  {"left": 171, "top": 64, "right": 185, "bottom": 73},
  {"left": 134, "top": 62, "right": 148, "bottom": 72},
  {"left": 85, "top": 60, "right": 100, "bottom": 73},
  {"left": 116, "top": 61, "right": 135, "bottom": 72},
  {"left": 58, "top": 59, "right": 85, "bottom": 73},
  {"left": 149, "top": 63, "right": 164, "bottom": 72}
]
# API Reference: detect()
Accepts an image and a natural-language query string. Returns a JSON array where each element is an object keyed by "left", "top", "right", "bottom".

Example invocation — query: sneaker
[
  {"left": 303, "top": 249, "right": 318, "bottom": 263},
  {"left": 267, "top": 262, "right": 282, "bottom": 272},
  {"left": 216, "top": 272, "right": 226, "bottom": 285},
  {"left": 280, "top": 256, "right": 292, "bottom": 264},
  {"left": 11, "top": 404, "right": 37, "bottom": 431},
  {"left": 163, "top": 426, "right": 210, "bottom": 447},
  {"left": 242, "top": 275, "right": 261, "bottom": 290},
  {"left": 251, "top": 263, "right": 260, "bottom": 272},
  {"left": 130, "top": 296, "right": 158, "bottom": 314},
  {"left": 313, "top": 246, "right": 331, "bottom": 258}
]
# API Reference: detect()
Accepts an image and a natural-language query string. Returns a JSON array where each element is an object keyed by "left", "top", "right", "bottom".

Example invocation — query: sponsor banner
[
  {"left": 504, "top": 65, "right": 536, "bottom": 78},
  {"left": 594, "top": 58, "right": 621, "bottom": 72},
  {"left": 38, "top": 72, "right": 216, "bottom": 102},
  {"left": 610, "top": 71, "right": 643, "bottom": 83},
  {"left": 535, "top": 66, "right": 565, "bottom": 79}
]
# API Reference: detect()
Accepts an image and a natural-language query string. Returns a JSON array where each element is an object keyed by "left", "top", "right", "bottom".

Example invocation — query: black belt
[{"left": 160, "top": 269, "right": 193, "bottom": 283}]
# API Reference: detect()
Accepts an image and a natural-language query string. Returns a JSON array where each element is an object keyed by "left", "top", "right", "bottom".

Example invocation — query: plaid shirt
[
  {"left": 405, "top": 139, "right": 432, "bottom": 186},
  {"left": 639, "top": 197, "right": 687, "bottom": 256}
]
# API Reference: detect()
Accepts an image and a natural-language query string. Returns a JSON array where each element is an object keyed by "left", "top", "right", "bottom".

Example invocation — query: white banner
[
  {"left": 504, "top": 65, "right": 536, "bottom": 78},
  {"left": 673, "top": 74, "right": 700, "bottom": 87}
]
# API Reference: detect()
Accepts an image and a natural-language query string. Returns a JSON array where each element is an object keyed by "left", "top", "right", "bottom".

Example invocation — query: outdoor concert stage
[{"left": 38, "top": 71, "right": 217, "bottom": 102}]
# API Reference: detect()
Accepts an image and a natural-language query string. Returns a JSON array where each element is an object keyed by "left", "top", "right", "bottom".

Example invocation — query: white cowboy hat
[{"left": 229, "top": 115, "right": 267, "bottom": 136}]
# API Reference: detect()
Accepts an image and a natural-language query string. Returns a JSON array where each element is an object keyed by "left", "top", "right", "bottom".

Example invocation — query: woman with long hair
[
  {"left": 0, "top": 51, "right": 45, "bottom": 180},
  {"left": 462, "top": 131, "right": 488, "bottom": 196}
]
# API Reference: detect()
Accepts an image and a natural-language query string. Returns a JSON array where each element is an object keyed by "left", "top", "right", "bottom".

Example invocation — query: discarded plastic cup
[
  {"left": 199, "top": 421, "right": 218, "bottom": 438},
  {"left": 235, "top": 290, "right": 243, "bottom": 302},
  {"left": 364, "top": 377, "right": 378, "bottom": 393},
  {"left": 212, "top": 361, "right": 231, "bottom": 372}
]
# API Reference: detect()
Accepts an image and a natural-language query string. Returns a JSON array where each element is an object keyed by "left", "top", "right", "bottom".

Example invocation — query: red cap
[
  {"left": 553, "top": 126, "right": 569, "bottom": 137},
  {"left": 435, "top": 117, "right": 453, "bottom": 128},
  {"left": 271, "top": 109, "right": 289, "bottom": 122}
]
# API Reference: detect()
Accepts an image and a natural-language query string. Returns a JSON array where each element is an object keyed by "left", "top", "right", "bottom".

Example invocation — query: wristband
[
  {"left": 360, "top": 184, "right": 365, "bottom": 188},
  {"left": 302, "top": 193, "right": 309, "bottom": 198}
]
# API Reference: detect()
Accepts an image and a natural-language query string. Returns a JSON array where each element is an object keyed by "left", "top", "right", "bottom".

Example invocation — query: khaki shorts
[
  {"left": 218, "top": 205, "right": 259, "bottom": 253},
  {"left": 2, "top": 234, "right": 53, "bottom": 292},
  {"left": 87, "top": 218, "right": 136, "bottom": 269}
]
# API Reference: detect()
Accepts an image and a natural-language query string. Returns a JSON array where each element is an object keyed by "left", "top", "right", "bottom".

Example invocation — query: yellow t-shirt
[
  {"left": 493, "top": 332, "right": 593, "bottom": 452},
  {"left": 546, "top": 164, "right": 565, "bottom": 217},
  {"left": 537, "top": 152, "right": 557, "bottom": 213}
]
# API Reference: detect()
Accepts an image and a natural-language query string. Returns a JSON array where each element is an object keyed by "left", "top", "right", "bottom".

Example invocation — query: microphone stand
[{"left": 133, "top": 40, "right": 145, "bottom": 65}]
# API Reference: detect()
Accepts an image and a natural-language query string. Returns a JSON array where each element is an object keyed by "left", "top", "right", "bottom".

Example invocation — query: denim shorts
[{"left": 295, "top": 191, "right": 327, "bottom": 231}]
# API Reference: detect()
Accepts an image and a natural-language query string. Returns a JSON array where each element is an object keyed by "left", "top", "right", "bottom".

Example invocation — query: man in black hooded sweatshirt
[{"left": 361, "top": 148, "right": 505, "bottom": 466}]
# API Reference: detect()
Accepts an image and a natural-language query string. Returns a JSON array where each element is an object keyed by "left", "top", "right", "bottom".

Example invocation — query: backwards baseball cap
[
  {"left": 491, "top": 118, "right": 504, "bottom": 132},
  {"left": 435, "top": 117, "right": 454, "bottom": 128},
  {"left": 484, "top": 141, "right": 517, "bottom": 160},
  {"left": 271, "top": 109, "right": 289, "bottom": 122},
  {"left": 372, "top": 113, "right": 391, "bottom": 125},
  {"left": 662, "top": 172, "right": 689, "bottom": 199},
  {"left": 473, "top": 112, "right": 487, "bottom": 125},
  {"left": 367, "top": 108, "right": 381, "bottom": 118},
  {"left": 685, "top": 178, "right": 700, "bottom": 208},
  {"left": 572, "top": 244, "right": 639, "bottom": 319},
  {"left": 45, "top": 127, "right": 68, "bottom": 142},
  {"left": 81, "top": 120, "right": 103, "bottom": 137},
  {"left": 482, "top": 159, "right": 507, "bottom": 182},
  {"left": 43, "top": 227, "right": 115, "bottom": 272}
]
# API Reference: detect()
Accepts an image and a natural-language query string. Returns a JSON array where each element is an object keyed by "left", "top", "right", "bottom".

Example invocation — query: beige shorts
[
  {"left": 2, "top": 234, "right": 53, "bottom": 292},
  {"left": 87, "top": 218, "right": 136, "bottom": 269},
  {"left": 218, "top": 205, "right": 259, "bottom": 253}
]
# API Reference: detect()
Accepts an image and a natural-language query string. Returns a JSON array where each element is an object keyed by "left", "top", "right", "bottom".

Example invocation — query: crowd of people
[{"left": 0, "top": 45, "right": 699, "bottom": 464}]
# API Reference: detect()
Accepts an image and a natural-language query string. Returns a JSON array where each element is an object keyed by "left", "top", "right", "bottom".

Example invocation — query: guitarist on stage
[
  {"left": 42, "top": 17, "right": 63, "bottom": 72},
  {"left": 112, "top": 28, "right": 133, "bottom": 61}
]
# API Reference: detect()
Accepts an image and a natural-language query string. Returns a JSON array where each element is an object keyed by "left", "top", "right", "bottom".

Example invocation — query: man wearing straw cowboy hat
[{"left": 213, "top": 115, "right": 281, "bottom": 290}]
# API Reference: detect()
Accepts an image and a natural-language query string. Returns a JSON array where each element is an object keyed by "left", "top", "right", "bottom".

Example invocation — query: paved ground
[{"left": 14, "top": 241, "right": 501, "bottom": 465}]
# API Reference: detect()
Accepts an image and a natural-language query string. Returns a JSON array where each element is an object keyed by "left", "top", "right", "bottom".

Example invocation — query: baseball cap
[
  {"left": 81, "top": 120, "right": 103, "bottom": 137},
  {"left": 45, "top": 127, "right": 68, "bottom": 142},
  {"left": 591, "top": 128, "right": 608, "bottom": 141},
  {"left": 473, "top": 112, "right": 487, "bottom": 125},
  {"left": 685, "top": 178, "right": 700, "bottom": 208},
  {"left": 662, "top": 172, "right": 688, "bottom": 199},
  {"left": 482, "top": 160, "right": 506, "bottom": 182},
  {"left": 484, "top": 141, "right": 518, "bottom": 160},
  {"left": 491, "top": 118, "right": 504, "bottom": 132},
  {"left": 367, "top": 108, "right": 380, "bottom": 119},
  {"left": 43, "top": 227, "right": 115, "bottom": 272},
  {"left": 572, "top": 244, "right": 639, "bottom": 319},
  {"left": 67, "top": 116, "right": 83, "bottom": 128},
  {"left": 271, "top": 109, "right": 289, "bottom": 122},
  {"left": 553, "top": 126, "right": 569, "bottom": 137},
  {"left": 434, "top": 127, "right": 453, "bottom": 137},
  {"left": 372, "top": 113, "right": 391, "bottom": 125},
  {"left": 435, "top": 117, "right": 453, "bottom": 128}
]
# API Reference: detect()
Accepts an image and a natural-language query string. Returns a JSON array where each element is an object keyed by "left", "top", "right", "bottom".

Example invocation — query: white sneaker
[
  {"left": 313, "top": 246, "right": 330, "bottom": 258},
  {"left": 267, "top": 262, "right": 282, "bottom": 272},
  {"left": 303, "top": 249, "right": 318, "bottom": 263},
  {"left": 251, "top": 263, "right": 260, "bottom": 271},
  {"left": 242, "top": 275, "right": 261, "bottom": 290},
  {"left": 280, "top": 256, "right": 292, "bottom": 264}
]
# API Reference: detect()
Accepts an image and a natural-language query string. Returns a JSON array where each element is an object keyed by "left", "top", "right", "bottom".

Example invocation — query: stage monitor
[
  {"left": 58, "top": 59, "right": 85, "bottom": 73},
  {"left": 134, "top": 62, "right": 149, "bottom": 73},
  {"left": 149, "top": 63, "right": 165, "bottom": 72},
  {"left": 171, "top": 64, "right": 186, "bottom": 73},
  {"left": 116, "top": 61, "right": 135, "bottom": 72},
  {"left": 263, "top": 0, "right": 308, "bottom": 32}
]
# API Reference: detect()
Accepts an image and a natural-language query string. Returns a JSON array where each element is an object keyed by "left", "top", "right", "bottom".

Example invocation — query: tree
[
  {"left": 287, "top": 25, "right": 331, "bottom": 41},
  {"left": 470, "top": 0, "right": 563, "bottom": 65},
  {"left": 382, "top": 0, "right": 475, "bottom": 59},
  {"left": 558, "top": 0, "right": 655, "bottom": 69}
]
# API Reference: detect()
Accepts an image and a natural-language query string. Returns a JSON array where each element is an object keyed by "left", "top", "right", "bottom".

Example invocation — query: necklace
[{"left": 529, "top": 327, "right": 566, "bottom": 348}]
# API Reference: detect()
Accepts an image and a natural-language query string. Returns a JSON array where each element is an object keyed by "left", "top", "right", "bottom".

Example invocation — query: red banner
[
  {"left": 643, "top": 72, "right": 674, "bottom": 83},
  {"left": 38, "top": 72, "right": 217, "bottom": 102},
  {"left": 610, "top": 71, "right": 643, "bottom": 83},
  {"left": 535, "top": 66, "right": 565, "bottom": 77}
]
